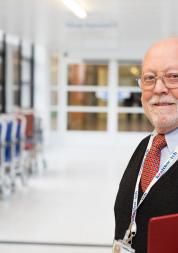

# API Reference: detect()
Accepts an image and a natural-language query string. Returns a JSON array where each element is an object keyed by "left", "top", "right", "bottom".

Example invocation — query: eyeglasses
[{"left": 137, "top": 72, "right": 178, "bottom": 91}]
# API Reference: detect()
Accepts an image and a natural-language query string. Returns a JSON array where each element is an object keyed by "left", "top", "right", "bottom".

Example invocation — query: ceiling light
[
  {"left": 130, "top": 66, "right": 139, "bottom": 76},
  {"left": 61, "top": 0, "right": 87, "bottom": 19}
]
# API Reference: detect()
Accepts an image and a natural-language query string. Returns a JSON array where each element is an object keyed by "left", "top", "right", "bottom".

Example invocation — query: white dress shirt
[{"left": 160, "top": 127, "right": 178, "bottom": 168}]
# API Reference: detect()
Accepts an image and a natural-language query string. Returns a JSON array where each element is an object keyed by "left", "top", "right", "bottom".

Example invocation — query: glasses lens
[
  {"left": 140, "top": 74, "right": 155, "bottom": 90},
  {"left": 143, "top": 74, "right": 155, "bottom": 83},
  {"left": 165, "top": 73, "right": 178, "bottom": 86}
]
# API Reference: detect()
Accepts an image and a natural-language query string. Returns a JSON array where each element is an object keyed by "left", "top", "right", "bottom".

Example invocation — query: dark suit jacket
[{"left": 114, "top": 135, "right": 178, "bottom": 253}]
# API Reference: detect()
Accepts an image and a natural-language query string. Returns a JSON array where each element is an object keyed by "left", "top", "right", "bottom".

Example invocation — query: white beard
[{"left": 144, "top": 95, "right": 178, "bottom": 133}]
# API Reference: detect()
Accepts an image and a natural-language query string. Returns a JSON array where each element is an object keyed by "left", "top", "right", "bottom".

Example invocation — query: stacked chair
[{"left": 0, "top": 111, "right": 46, "bottom": 199}]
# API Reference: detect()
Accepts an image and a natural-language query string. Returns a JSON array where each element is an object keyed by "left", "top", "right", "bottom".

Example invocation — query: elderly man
[{"left": 113, "top": 37, "right": 178, "bottom": 253}]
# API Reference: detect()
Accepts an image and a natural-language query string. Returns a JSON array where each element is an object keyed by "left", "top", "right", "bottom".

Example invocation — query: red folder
[{"left": 148, "top": 213, "right": 178, "bottom": 253}]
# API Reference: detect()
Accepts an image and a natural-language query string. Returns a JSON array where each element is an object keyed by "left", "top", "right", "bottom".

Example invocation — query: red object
[
  {"left": 141, "top": 134, "right": 166, "bottom": 192},
  {"left": 148, "top": 213, "right": 178, "bottom": 253},
  {"left": 24, "top": 113, "right": 34, "bottom": 150}
]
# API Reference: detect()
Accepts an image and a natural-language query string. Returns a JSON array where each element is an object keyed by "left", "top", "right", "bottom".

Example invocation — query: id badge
[{"left": 113, "top": 240, "right": 135, "bottom": 253}]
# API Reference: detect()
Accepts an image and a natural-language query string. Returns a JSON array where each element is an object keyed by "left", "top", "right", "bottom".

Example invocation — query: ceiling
[{"left": 0, "top": 0, "right": 178, "bottom": 58}]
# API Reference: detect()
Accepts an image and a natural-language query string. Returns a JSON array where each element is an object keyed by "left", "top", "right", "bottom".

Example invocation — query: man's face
[{"left": 141, "top": 40, "right": 178, "bottom": 134}]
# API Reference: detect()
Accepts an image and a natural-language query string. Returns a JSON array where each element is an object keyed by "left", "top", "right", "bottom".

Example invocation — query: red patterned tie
[{"left": 141, "top": 134, "right": 167, "bottom": 192}]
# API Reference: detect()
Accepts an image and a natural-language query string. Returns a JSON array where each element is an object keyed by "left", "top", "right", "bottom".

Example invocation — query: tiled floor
[{"left": 0, "top": 145, "right": 135, "bottom": 252}]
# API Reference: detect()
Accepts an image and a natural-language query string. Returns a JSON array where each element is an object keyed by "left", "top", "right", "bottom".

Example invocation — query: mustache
[{"left": 148, "top": 96, "right": 178, "bottom": 105}]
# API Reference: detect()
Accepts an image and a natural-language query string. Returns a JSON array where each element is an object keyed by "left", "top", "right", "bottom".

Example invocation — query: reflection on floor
[{"left": 0, "top": 145, "right": 135, "bottom": 253}]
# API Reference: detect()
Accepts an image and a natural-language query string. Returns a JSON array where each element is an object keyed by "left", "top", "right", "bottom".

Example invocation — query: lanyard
[{"left": 124, "top": 131, "right": 178, "bottom": 243}]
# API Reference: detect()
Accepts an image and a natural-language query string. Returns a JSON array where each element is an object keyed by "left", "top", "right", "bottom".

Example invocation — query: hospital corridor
[{"left": 0, "top": 0, "right": 177, "bottom": 252}]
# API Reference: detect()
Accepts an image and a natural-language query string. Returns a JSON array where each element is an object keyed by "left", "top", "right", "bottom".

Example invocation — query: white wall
[{"left": 34, "top": 45, "right": 50, "bottom": 146}]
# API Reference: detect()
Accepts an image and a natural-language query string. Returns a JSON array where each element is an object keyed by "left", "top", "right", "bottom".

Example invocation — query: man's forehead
[
  {"left": 144, "top": 38, "right": 178, "bottom": 60},
  {"left": 142, "top": 38, "right": 178, "bottom": 70}
]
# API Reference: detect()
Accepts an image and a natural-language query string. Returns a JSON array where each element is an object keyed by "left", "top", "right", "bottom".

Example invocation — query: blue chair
[
  {"left": 13, "top": 114, "right": 28, "bottom": 185},
  {"left": 15, "top": 119, "right": 21, "bottom": 157},
  {"left": 0, "top": 115, "right": 12, "bottom": 198},
  {"left": 5, "top": 121, "right": 13, "bottom": 163}
]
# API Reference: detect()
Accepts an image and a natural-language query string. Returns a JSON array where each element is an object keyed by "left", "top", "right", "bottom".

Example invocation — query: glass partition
[
  {"left": 68, "top": 112, "right": 107, "bottom": 131},
  {"left": 50, "top": 91, "right": 58, "bottom": 106},
  {"left": 50, "top": 56, "right": 58, "bottom": 86},
  {"left": 118, "top": 113, "right": 153, "bottom": 132},
  {"left": 68, "top": 64, "right": 108, "bottom": 86},
  {"left": 68, "top": 91, "right": 108, "bottom": 107},
  {"left": 118, "top": 63, "right": 141, "bottom": 87},
  {"left": 118, "top": 91, "right": 141, "bottom": 107},
  {"left": 12, "top": 50, "right": 20, "bottom": 86},
  {"left": 50, "top": 111, "right": 58, "bottom": 130},
  {"left": 0, "top": 57, "right": 3, "bottom": 83},
  {"left": 49, "top": 54, "right": 59, "bottom": 130}
]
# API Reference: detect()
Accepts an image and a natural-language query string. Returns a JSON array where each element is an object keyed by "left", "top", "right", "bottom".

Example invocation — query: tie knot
[{"left": 152, "top": 134, "right": 167, "bottom": 150}]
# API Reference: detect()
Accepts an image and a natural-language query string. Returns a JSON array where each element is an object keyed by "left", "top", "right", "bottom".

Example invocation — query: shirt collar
[{"left": 165, "top": 128, "right": 178, "bottom": 153}]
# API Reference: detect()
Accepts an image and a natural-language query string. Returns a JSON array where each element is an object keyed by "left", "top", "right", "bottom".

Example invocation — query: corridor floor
[{"left": 0, "top": 145, "right": 132, "bottom": 252}]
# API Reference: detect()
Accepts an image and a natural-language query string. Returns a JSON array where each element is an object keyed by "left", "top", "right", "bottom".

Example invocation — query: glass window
[
  {"left": 68, "top": 91, "right": 108, "bottom": 106},
  {"left": 50, "top": 111, "right": 58, "bottom": 130},
  {"left": 13, "top": 90, "right": 20, "bottom": 106},
  {"left": 50, "top": 54, "right": 59, "bottom": 130},
  {"left": 50, "top": 55, "right": 58, "bottom": 86},
  {"left": 21, "top": 84, "right": 31, "bottom": 108},
  {"left": 68, "top": 64, "right": 108, "bottom": 86},
  {"left": 22, "top": 43, "right": 32, "bottom": 58},
  {"left": 0, "top": 42, "right": 3, "bottom": 53},
  {"left": 21, "top": 59, "right": 31, "bottom": 83},
  {"left": 118, "top": 91, "right": 141, "bottom": 107},
  {"left": 118, "top": 113, "right": 153, "bottom": 132},
  {"left": 67, "top": 112, "right": 107, "bottom": 131},
  {"left": 0, "top": 89, "right": 2, "bottom": 110},
  {"left": 119, "top": 63, "right": 141, "bottom": 87},
  {"left": 0, "top": 57, "right": 3, "bottom": 83},
  {"left": 12, "top": 50, "right": 20, "bottom": 85},
  {"left": 50, "top": 91, "right": 58, "bottom": 106}
]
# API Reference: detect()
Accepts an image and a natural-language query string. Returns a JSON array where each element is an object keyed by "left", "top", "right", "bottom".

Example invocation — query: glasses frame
[{"left": 136, "top": 73, "right": 178, "bottom": 91}]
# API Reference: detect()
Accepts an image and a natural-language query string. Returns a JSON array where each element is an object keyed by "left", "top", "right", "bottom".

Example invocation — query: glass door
[{"left": 66, "top": 62, "right": 109, "bottom": 131}]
